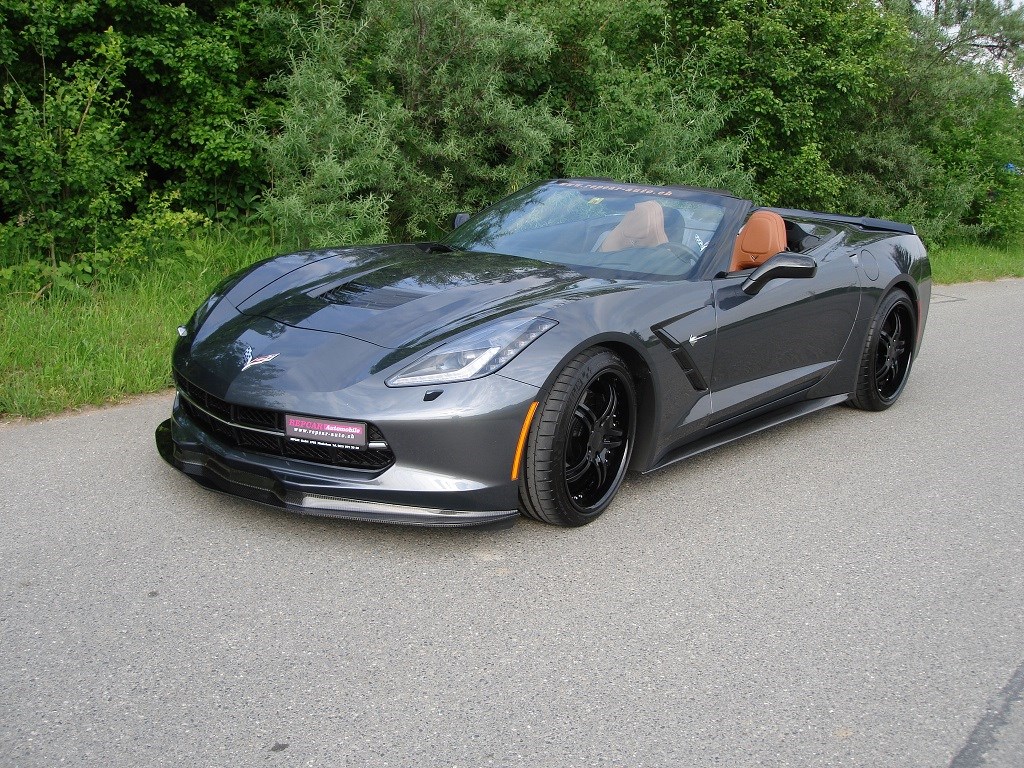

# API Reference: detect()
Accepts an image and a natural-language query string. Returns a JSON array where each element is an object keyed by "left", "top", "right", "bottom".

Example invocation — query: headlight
[{"left": 386, "top": 317, "right": 557, "bottom": 387}]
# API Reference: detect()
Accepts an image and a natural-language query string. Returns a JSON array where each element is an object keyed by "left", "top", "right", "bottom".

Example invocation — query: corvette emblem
[
  {"left": 241, "top": 346, "right": 279, "bottom": 371},
  {"left": 689, "top": 333, "right": 707, "bottom": 346}
]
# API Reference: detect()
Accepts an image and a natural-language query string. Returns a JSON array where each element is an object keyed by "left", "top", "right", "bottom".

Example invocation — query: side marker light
[{"left": 511, "top": 401, "right": 540, "bottom": 481}]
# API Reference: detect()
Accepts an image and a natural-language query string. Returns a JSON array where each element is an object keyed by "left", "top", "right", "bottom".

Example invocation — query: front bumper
[{"left": 156, "top": 389, "right": 529, "bottom": 527}]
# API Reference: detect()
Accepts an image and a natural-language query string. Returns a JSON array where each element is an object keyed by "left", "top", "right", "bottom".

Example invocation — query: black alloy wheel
[
  {"left": 520, "top": 348, "right": 636, "bottom": 526},
  {"left": 850, "top": 289, "right": 917, "bottom": 411}
]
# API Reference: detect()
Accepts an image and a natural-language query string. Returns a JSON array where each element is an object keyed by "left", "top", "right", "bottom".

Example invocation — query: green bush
[
  {"left": 560, "top": 59, "right": 752, "bottom": 196},
  {"left": 253, "top": 0, "right": 570, "bottom": 247},
  {"left": 494, "top": 0, "right": 754, "bottom": 195},
  {"left": 3, "top": 0, "right": 1022, "bottom": 267},
  {"left": 0, "top": 9, "right": 220, "bottom": 293},
  {"left": 668, "top": 0, "right": 900, "bottom": 211},
  {"left": 0, "top": 29, "right": 139, "bottom": 268},
  {"left": 982, "top": 169, "right": 1024, "bottom": 241},
  {"left": 247, "top": 20, "right": 400, "bottom": 249},
  {"left": 832, "top": 123, "right": 977, "bottom": 244},
  {"left": 827, "top": 2, "right": 1024, "bottom": 243},
  {"left": 0, "top": 0, "right": 304, "bottom": 213},
  {"left": 0, "top": 190, "right": 208, "bottom": 295}
]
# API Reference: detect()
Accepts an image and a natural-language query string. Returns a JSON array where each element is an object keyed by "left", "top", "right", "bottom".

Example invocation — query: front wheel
[
  {"left": 849, "top": 289, "right": 917, "bottom": 411},
  {"left": 520, "top": 348, "right": 637, "bottom": 526}
]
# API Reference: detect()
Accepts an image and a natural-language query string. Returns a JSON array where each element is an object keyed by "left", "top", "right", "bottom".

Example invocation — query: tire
[
  {"left": 520, "top": 348, "right": 636, "bottom": 526},
  {"left": 849, "top": 289, "right": 917, "bottom": 411}
]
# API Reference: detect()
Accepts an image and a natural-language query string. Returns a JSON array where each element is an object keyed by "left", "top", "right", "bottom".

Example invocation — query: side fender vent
[{"left": 651, "top": 327, "right": 709, "bottom": 391}]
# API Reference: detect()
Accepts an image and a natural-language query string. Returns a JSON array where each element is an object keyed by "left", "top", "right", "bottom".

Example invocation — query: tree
[
  {"left": 835, "top": 0, "right": 1024, "bottom": 242},
  {"left": 252, "top": 0, "right": 569, "bottom": 246},
  {"left": 489, "top": 0, "right": 754, "bottom": 194},
  {"left": 0, "top": 27, "right": 140, "bottom": 267},
  {"left": 668, "top": 0, "right": 901, "bottom": 210},
  {"left": 926, "top": 0, "right": 1024, "bottom": 75},
  {"left": 0, "top": 0, "right": 306, "bottom": 213}
]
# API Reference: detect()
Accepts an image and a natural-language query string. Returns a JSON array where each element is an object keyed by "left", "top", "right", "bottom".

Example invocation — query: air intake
[{"left": 319, "top": 281, "right": 428, "bottom": 309}]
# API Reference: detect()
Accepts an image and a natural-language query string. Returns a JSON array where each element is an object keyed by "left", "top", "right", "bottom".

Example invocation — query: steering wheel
[{"left": 657, "top": 241, "right": 701, "bottom": 269}]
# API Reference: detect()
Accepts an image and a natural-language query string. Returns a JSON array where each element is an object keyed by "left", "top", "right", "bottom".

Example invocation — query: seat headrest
[
  {"left": 731, "top": 210, "right": 787, "bottom": 271},
  {"left": 600, "top": 201, "right": 669, "bottom": 251}
]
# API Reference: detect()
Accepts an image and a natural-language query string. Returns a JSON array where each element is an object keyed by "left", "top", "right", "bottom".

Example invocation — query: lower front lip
[{"left": 157, "top": 418, "right": 519, "bottom": 527}]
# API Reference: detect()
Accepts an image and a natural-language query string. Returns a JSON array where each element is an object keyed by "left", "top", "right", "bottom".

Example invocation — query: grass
[
  {"left": 0, "top": 228, "right": 276, "bottom": 419},
  {"left": 1, "top": 229, "right": 1022, "bottom": 419},
  {"left": 930, "top": 237, "right": 1024, "bottom": 283}
]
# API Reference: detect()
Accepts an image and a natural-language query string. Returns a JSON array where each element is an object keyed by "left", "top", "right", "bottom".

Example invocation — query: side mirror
[
  {"left": 452, "top": 212, "right": 471, "bottom": 229},
  {"left": 741, "top": 253, "right": 817, "bottom": 295}
]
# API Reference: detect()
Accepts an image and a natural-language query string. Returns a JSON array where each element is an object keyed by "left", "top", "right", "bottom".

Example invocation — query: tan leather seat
[
  {"left": 730, "top": 210, "right": 787, "bottom": 271},
  {"left": 600, "top": 201, "right": 668, "bottom": 251}
]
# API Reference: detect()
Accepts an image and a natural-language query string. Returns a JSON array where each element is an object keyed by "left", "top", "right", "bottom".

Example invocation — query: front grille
[{"left": 174, "top": 373, "right": 394, "bottom": 472}]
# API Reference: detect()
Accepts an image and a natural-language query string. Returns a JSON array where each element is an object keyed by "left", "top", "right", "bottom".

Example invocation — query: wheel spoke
[
  {"left": 574, "top": 401, "right": 598, "bottom": 432},
  {"left": 597, "top": 383, "right": 618, "bottom": 425},
  {"left": 592, "top": 454, "right": 607, "bottom": 489},
  {"left": 565, "top": 455, "right": 591, "bottom": 484}
]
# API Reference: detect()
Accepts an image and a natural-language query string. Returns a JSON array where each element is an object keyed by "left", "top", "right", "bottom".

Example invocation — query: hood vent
[{"left": 319, "top": 281, "right": 429, "bottom": 310}]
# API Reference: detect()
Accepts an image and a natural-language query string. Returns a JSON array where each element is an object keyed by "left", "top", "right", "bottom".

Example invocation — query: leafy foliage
[
  {"left": 0, "top": 0, "right": 300, "bottom": 210},
  {"left": 668, "top": 0, "right": 901, "bottom": 211},
  {"left": 0, "top": 25, "right": 204, "bottom": 291},
  {"left": 560, "top": 60, "right": 751, "bottom": 196},
  {"left": 830, "top": 1, "right": 1024, "bottom": 242},
  {"left": 0, "top": 0, "right": 286, "bottom": 291},
  {"left": 253, "top": 0, "right": 570, "bottom": 247},
  {"left": 494, "top": 0, "right": 754, "bottom": 195},
  {"left": 0, "top": 28, "right": 139, "bottom": 268},
  {"left": 2, "top": 0, "right": 1023, "bottom": 286},
  {"left": 928, "top": 0, "right": 1024, "bottom": 74}
]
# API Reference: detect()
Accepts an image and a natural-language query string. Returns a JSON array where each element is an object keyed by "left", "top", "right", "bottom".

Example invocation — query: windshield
[{"left": 445, "top": 180, "right": 733, "bottom": 280}]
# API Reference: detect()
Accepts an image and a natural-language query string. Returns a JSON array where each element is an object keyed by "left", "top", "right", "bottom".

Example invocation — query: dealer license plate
[{"left": 284, "top": 415, "right": 367, "bottom": 450}]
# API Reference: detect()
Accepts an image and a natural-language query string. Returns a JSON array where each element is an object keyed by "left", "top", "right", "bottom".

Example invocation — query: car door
[{"left": 707, "top": 248, "right": 861, "bottom": 426}]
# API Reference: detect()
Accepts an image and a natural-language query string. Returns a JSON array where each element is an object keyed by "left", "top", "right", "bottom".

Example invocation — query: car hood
[{"left": 234, "top": 244, "right": 636, "bottom": 351}]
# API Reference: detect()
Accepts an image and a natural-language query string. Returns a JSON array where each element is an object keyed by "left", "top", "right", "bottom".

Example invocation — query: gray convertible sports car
[{"left": 156, "top": 179, "right": 931, "bottom": 527}]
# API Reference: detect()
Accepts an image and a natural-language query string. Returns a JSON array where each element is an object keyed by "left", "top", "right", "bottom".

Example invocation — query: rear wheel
[
  {"left": 850, "top": 289, "right": 916, "bottom": 411},
  {"left": 520, "top": 348, "right": 636, "bottom": 526}
]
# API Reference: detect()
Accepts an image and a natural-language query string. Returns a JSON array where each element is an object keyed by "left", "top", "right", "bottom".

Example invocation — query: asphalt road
[{"left": 2, "top": 279, "right": 1023, "bottom": 768}]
